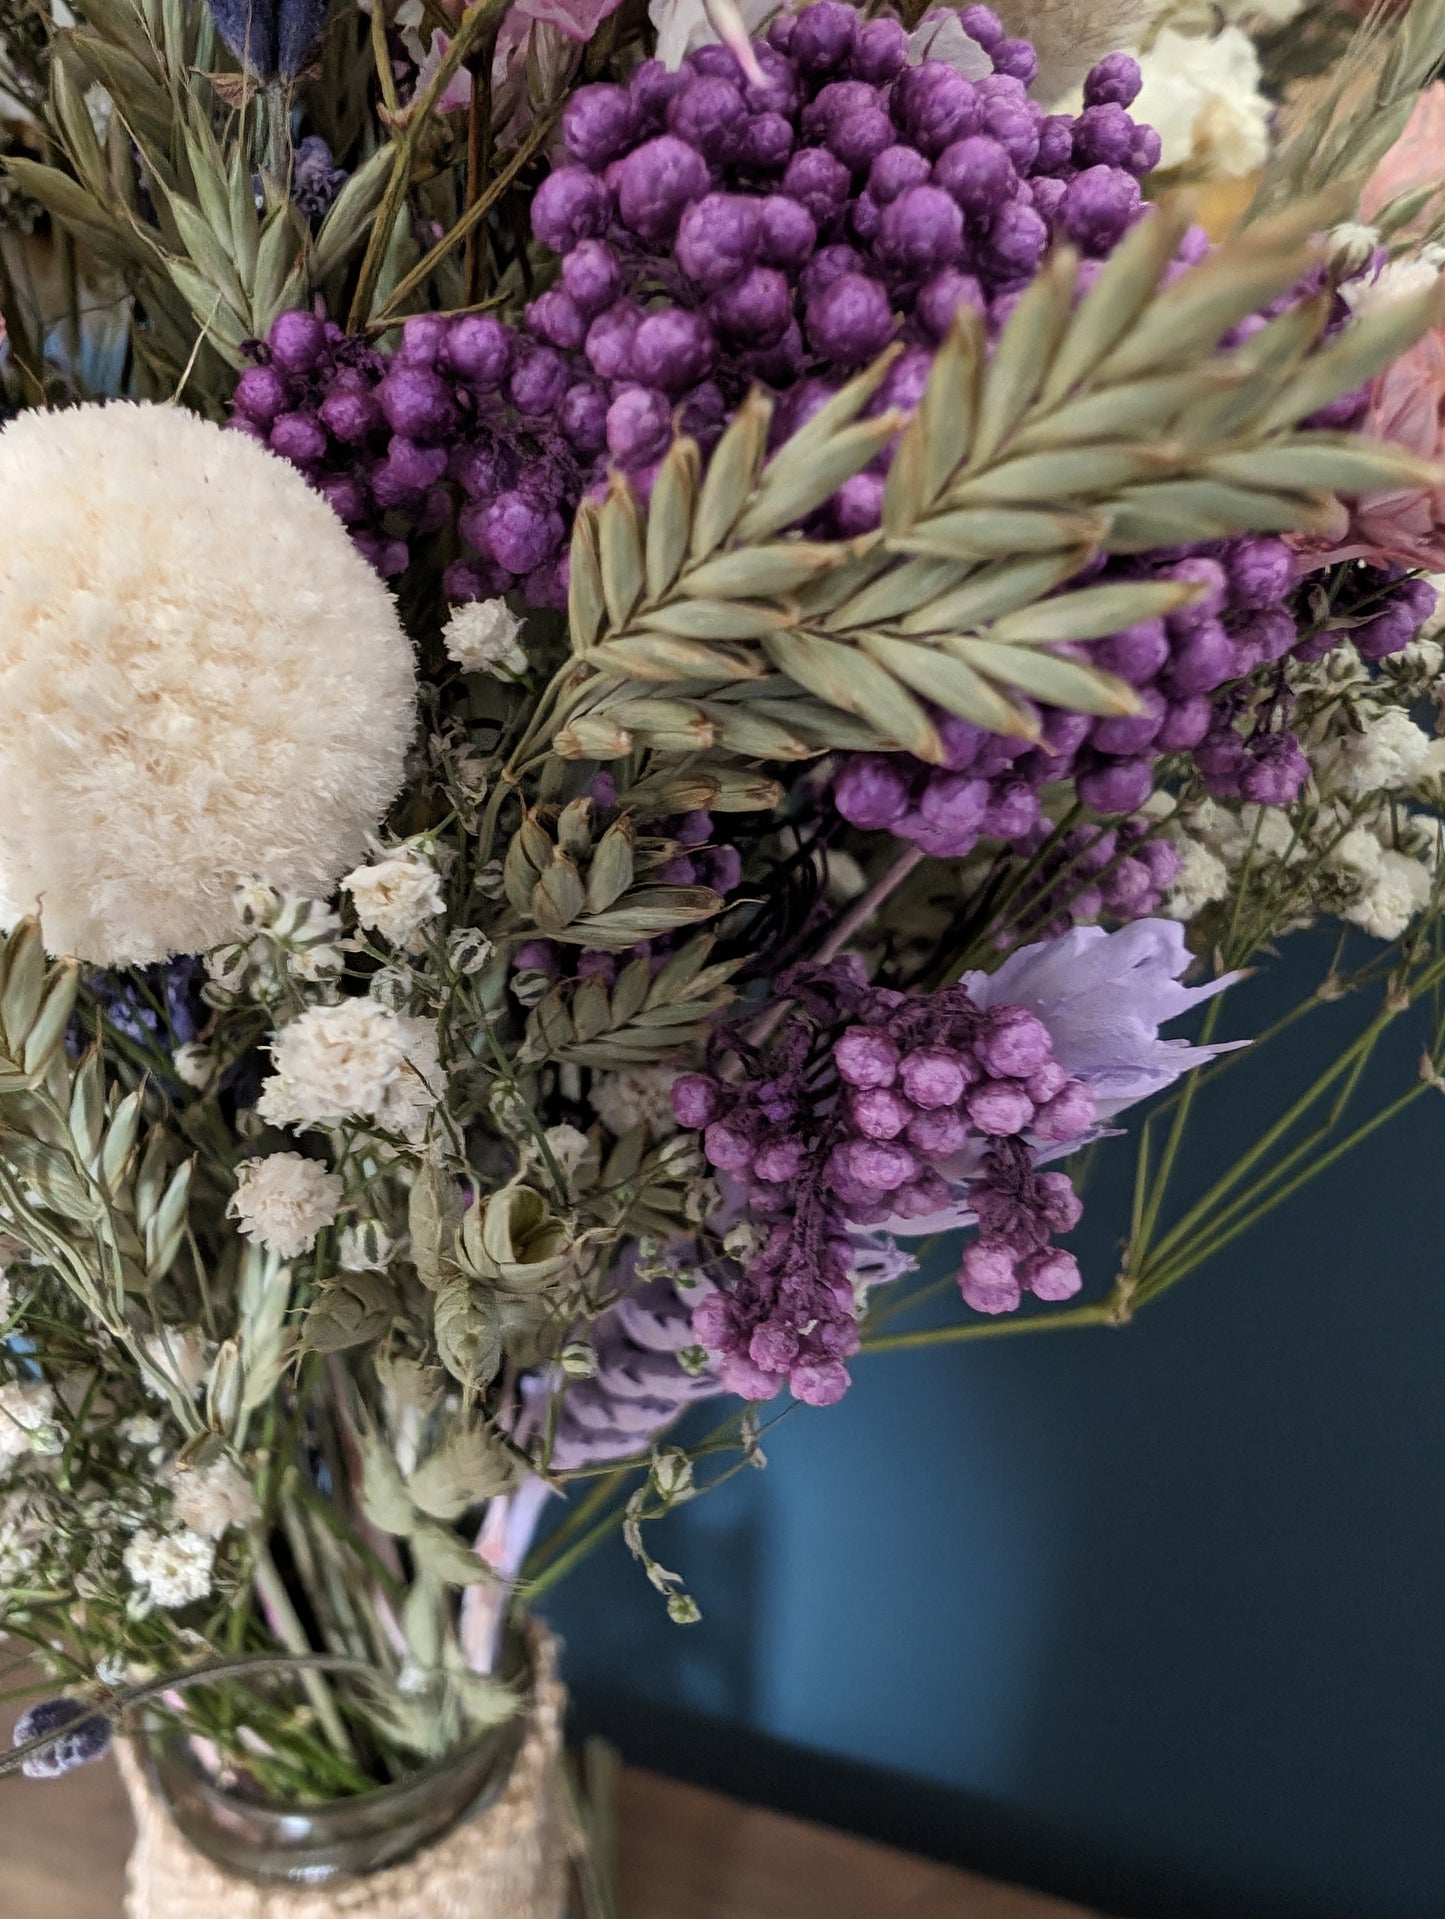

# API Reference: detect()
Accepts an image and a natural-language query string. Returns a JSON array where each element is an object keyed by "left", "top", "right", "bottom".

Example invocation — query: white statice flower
[
  {"left": 1341, "top": 255, "right": 1445, "bottom": 324},
  {"left": 1314, "top": 708, "right": 1434, "bottom": 798},
  {"left": 1131, "top": 27, "right": 1270, "bottom": 177},
  {"left": 0, "top": 403, "right": 416, "bottom": 965},
  {"left": 1343, "top": 847, "right": 1437, "bottom": 941},
  {"left": 168, "top": 1457, "right": 260, "bottom": 1541},
  {"left": 230, "top": 1152, "right": 344, "bottom": 1259},
  {"left": 123, "top": 1527, "right": 215, "bottom": 1610},
  {"left": 0, "top": 1380, "right": 60, "bottom": 1462},
  {"left": 338, "top": 1220, "right": 396, "bottom": 1272},
  {"left": 442, "top": 599, "right": 528, "bottom": 678},
  {"left": 139, "top": 1328, "right": 213, "bottom": 1400},
  {"left": 589, "top": 1065, "right": 679, "bottom": 1141},
  {"left": 343, "top": 848, "right": 446, "bottom": 952},
  {"left": 258, "top": 1000, "right": 443, "bottom": 1141}
]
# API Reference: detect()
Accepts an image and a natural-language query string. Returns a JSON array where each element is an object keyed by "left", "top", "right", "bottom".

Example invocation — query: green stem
[
  {"left": 859, "top": 1300, "right": 1114, "bottom": 1356},
  {"left": 250, "top": 1535, "right": 359, "bottom": 1767}
]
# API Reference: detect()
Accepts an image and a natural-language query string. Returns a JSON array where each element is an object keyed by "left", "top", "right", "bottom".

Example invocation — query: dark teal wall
[{"left": 543, "top": 946, "right": 1445, "bottom": 1919}]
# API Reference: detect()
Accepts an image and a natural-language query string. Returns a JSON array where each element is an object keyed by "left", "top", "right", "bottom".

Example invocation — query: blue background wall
[{"left": 542, "top": 947, "right": 1445, "bottom": 1919}]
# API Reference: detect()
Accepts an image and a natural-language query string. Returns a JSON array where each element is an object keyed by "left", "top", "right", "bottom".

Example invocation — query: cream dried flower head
[
  {"left": 258, "top": 998, "right": 443, "bottom": 1140},
  {"left": 342, "top": 847, "right": 446, "bottom": 950},
  {"left": 230, "top": 1152, "right": 344, "bottom": 1258},
  {"left": 0, "top": 402, "right": 417, "bottom": 964}
]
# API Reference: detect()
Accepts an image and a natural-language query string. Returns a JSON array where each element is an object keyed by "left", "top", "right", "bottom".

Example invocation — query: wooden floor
[{"left": 0, "top": 1714, "right": 1097, "bottom": 1919}]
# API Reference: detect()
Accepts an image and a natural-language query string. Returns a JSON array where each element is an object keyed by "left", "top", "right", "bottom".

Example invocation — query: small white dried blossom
[
  {"left": 230, "top": 1153, "right": 344, "bottom": 1259},
  {"left": 119, "top": 1413, "right": 165, "bottom": 1450},
  {"left": 258, "top": 1000, "right": 443, "bottom": 1141},
  {"left": 172, "top": 1043, "right": 216, "bottom": 1091},
  {"left": 1130, "top": 27, "right": 1270, "bottom": 177},
  {"left": 1343, "top": 847, "right": 1436, "bottom": 941},
  {"left": 140, "top": 1329, "right": 213, "bottom": 1400},
  {"left": 538, "top": 1124, "right": 596, "bottom": 1183},
  {"left": 168, "top": 1457, "right": 260, "bottom": 1541},
  {"left": 589, "top": 1065, "right": 679, "bottom": 1141},
  {"left": 1341, "top": 255, "right": 1444, "bottom": 324},
  {"left": 343, "top": 849, "right": 446, "bottom": 952},
  {"left": 442, "top": 599, "right": 528, "bottom": 678},
  {"left": 0, "top": 1380, "right": 60, "bottom": 1462},
  {"left": 123, "top": 1527, "right": 216, "bottom": 1610},
  {"left": 1163, "top": 835, "right": 1231, "bottom": 921},
  {"left": 1325, "top": 827, "right": 1385, "bottom": 885},
  {"left": 1314, "top": 708, "right": 1434, "bottom": 798},
  {"left": 338, "top": 1220, "right": 396, "bottom": 1272}
]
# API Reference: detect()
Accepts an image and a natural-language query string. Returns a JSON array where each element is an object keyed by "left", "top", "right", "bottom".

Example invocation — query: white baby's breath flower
[
  {"left": 230, "top": 1153, "right": 344, "bottom": 1259},
  {"left": 447, "top": 927, "right": 494, "bottom": 975},
  {"left": 0, "top": 402, "right": 416, "bottom": 964},
  {"left": 0, "top": 1380, "right": 60, "bottom": 1462},
  {"left": 119, "top": 1413, "right": 165, "bottom": 1450},
  {"left": 0, "top": 1494, "right": 42, "bottom": 1583},
  {"left": 258, "top": 1000, "right": 443, "bottom": 1141},
  {"left": 172, "top": 1043, "right": 216, "bottom": 1091},
  {"left": 343, "top": 849, "right": 446, "bottom": 952},
  {"left": 589, "top": 1065, "right": 679, "bottom": 1140},
  {"left": 1315, "top": 708, "right": 1434, "bottom": 798},
  {"left": 168, "top": 1457, "right": 260, "bottom": 1541},
  {"left": 1343, "top": 847, "right": 1436, "bottom": 940},
  {"left": 1163, "top": 835, "right": 1231, "bottom": 920},
  {"left": 139, "top": 1329, "right": 213, "bottom": 1400},
  {"left": 1325, "top": 826, "right": 1385, "bottom": 884},
  {"left": 538, "top": 1124, "right": 595, "bottom": 1183},
  {"left": 123, "top": 1526, "right": 215, "bottom": 1610},
  {"left": 442, "top": 599, "right": 528, "bottom": 678}
]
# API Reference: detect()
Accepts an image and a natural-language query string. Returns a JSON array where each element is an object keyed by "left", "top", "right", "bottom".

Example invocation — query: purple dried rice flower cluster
[
  {"left": 1010, "top": 816, "right": 1183, "bottom": 938},
  {"left": 671, "top": 955, "right": 1096, "bottom": 1403}
]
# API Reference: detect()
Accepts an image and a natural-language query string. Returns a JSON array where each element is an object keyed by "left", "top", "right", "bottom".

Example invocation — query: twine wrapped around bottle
[{"left": 117, "top": 1630, "right": 572, "bottom": 1919}]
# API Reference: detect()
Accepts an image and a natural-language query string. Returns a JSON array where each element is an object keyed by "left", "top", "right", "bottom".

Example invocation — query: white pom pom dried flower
[
  {"left": 343, "top": 848, "right": 446, "bottom": 951},
  {"left": 589, "top": 1064, "right": 679, "bottom": 1140},
  {"left": 442, "top": 598, "right": 528, "bottom": 678},
  {"left": 168, "top": 1457, "right": 260, "bottom": 1541},
  {"left": 139, "top": 1329, "right": 213, "bottom": 1400},
  {"left": 123, "top": 1526, "right": 215, "bottom": 1610},
  {"left": 0, "top": 402, "right": 417, "bottom": 964},
  {"left": 0, "top": 1380, "right": 61, "bottom": 1461},
  {"left": 230, "top": 1152, "right": 344, "bottom": 1258},
  {"left": 258, "top": 998, "right": 443, "bottom": 1140}
]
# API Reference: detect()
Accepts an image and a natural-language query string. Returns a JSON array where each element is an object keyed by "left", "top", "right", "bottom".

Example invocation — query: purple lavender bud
[
  {"left": 616, "top": 135, "right": 708, "bottom": 242},
  {"left": 677, "top": 193, "right": 762, "bottom": 289},
  {"left": 834, "top": 471, "right": 885, "bottom": 533},
  {"left": 868, "top": 145, "right": 931, "bottom": 208},
  {"left": 396, "top": 313, "right": 450, "bottom": 365},
  {"left": 374, "top": 438, "right": 448, "bottom": 504},
  {"left": 830, "top": 107, "right": 897, "bottom": 175},
  {"left": 13, "top": 1699, "right": 112, "bottom": 1780},
  {"left": 841, "top": 1137, "right": 916, "bottom": 1191},
  {"left": 1157, "top": 696, "right": 1212, "bottom": 750},
  {"left": 269, "top": 410, "right": 327, "bottom": 464},
  {"left": 1060, "top": 165, "right": 1142, "bottom": 253},
  {"left": 1091, "top": 687, "right": 1166, "bottom": 757},
  {"left": 1021, "top": 1248, "right": 1082, "bottom": 1301},
  {"left": 1353, "top": 604, "right": 1417, "bottom": 660},
  {"left": 1033, "top": 1081, "right": 1097, "bottom": 1142},
  {"left": 801, "top": 242, "right": 864, "bottom": 304},
  {"left": 275, "top": 0, "right": 328, "bottom": 80},
  {"left": 1036, "top": 1169, "right": 1083, "bottom": 1233},
  {"left": 1228, "top": 536, "right": 1294, "bottom": 609},
  {"left": 790, "top": 0, "right": 857, "bottom": 74},
  {"left": 1101, "top": 855, "right": 1155, "bottom": 916},
  {"left": 631, "top": 58, "right": 685, "bottom": 129},
  {"left": 981, "top": 197, "right": 1048, "bottom": 278},
  {"left": 1029, "top": 175, "right": 1067, "bottom": 224},
  {"left": 632, "top": 307, "right": 718, "bottom": 391},
  {"left": 679, "top": 377, "right": 730, "bottom": 442},
  {"left": 710, "top": 266, "right": 793, "bottom": 347},
  {"left": 442, "top": 313, "right": 512, "bottom": 386},
  {"left": 705, "top": 1120, "right": 754, "bottom": 1170},
  {"left": 983, "top": 96, "right": 1042, "bottom": 171},
  {"left": 1077, "top": 756, "right": 1153, "bottom": 814},
  {"left": 757, "top": 195, "right": 818, "bottom": 266},
  {"left": 740, "top": 111, "right": 796, "bottom": 170},
  {"left": 835, "top": 1026, "right": 901, "bottom": 1089},
  {"left": 232, "top": 363, "right": 290, "bottom": 427},
  {"left": 508, "top": 343, "right": 570, "bottom": 417},
  {"left": 268, "top": 308, "right": 327, "bottom": 375},
  {"left": 1400, "top": 577, "right": 1439, "bottom": 625},
  {"left": 807, "top": 271, "right": 894, "bottom": 363},
  {"left": 916, "top": 267, "right": 985, "bottom": 340},
  {"left": 1239, "top": 736, "right": 1309, "bottom": 804},
  {"left": 442, "top": 560, "right": 491, "bottom": 602},
  {"left": 1167, "top": 556, "right": 1229, "bottom": 629},
  {"left": 918, "top": 770, "right": 990, "bottom": 838},
  {"left": 853, "top": 15, "right": 909, "bottom": 82},
  {"left": 606, "top": 385, "right": 673, "bottom": 465},
  {"left": 899, "top": 1049, "right": 970, "bottom": 1110},
  {"left": 791, "top": 1356, "right": 850, "bottom": 1406},
  {"left": 934, "top": 135, "right": 1016, "bottom": 214},
  {"left": 1073, "top": 104, "right": 1136, "bottom": 170},
  {"left": 480, "top": 491, "right": 563, "bottom": 574},
  {"left": 532, "top": 165, "right": 613, "bottom": 254},
  {"left": 835, "top": 755, "right": 912, "bottom": 827},
  {"left": 894, "top": 65, "right": 982, "bottom": 156},
  {"left": 452, "top": 441, "right": 512, "bottom": 500},
  {"left": 967, "top": 1078, "right": 1035, "bottom": 1136},
  {"left": 1229, "top": 607, "right": 1296, "bottom": 667},
  {"left": 669, "top": 74, "right": 748, "bottom": 162},
  {"left": 751, "top": 1321, "right": 799, "bottom": 1370},
  {"left": 561, "top": 240, "right": 623, "bottom": 318},
  {"left": 850, "top": 1086, "right": 913, "bottom": 1139},
  {"left": 207, "top": 0, "right": 275, "bottom": 75},
  {"left": 958, "top": 3, "right": 1005, "bottom": 48},
  {"left": 378, "top": 363, "right": 455, "bottom": 441},
  {"left": 352, "top": 530, "right": 409, "bottom": 576},
  {"left": 1094, "top": 618, "right": 1169, "bottom": 681},
  {"left": 564, "top": 83, "right": 636, "bottom": 168},
  {"left": 992, "top": 36, "right": 1038, "bottom": 84},
  {"left": 983, "top": 779, "right": 1040, "bottom": 839},
  {"left": 960, "top": 1239, "right": 1021, "bottom": 1315},
  {"left": 878, "top": 184, "right": 964, "bottom": 275},
  {"left": 1035, "top": 114, "right": 1076, "bottom": 175},
  {"left": 1084, "top": 52, "right": 1142, "bottom": 109},
  {"left": 673, "top": 1073, "right": 721, "bottom": 1128},
  {"left": 526, "top": 288, "right": 587, "bottom": 351},
  {"left": 317, "top": 385, "right": 381, "bottom": 444},
  {"left": 585, "top": 301, "right": 643, "bottom": 382},
  {"left": 559, "top": 382, "right": 609, "bottom": 456},
  {"left": 1168, "top": 620, "right": 1237, "bottom": 694},
  {"left": 1194, "top": 729, "right": 1247, "bottom": 788},
  {"left": 936, "top": 713, "right": 988, "bottom": 770},
  {"left": 782, "top": 146, "right": 853, "bottom": 226}
]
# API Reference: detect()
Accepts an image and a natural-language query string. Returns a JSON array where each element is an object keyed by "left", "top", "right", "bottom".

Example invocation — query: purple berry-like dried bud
[
  {"left": 805, "top": 80, "right": 881, "bottom": 141},
  {"left": 959, "top": 4, "right": 1004, "bottom": 50},
  {"left": 900, "top": 1049, "right": 970, "bottom": 1110},
  {"left": 1021, "top": 1247, "right": 1082, "bottom": 1301},
  {"left": 878, "top": 184, "right": 964, "bottom": 275},
  {"left": 1239, "top": 736, "right": 1309, "bottom": 804},
  {"left": 270, "top": 410, "right": 327, "bottom": 464},
  {"left": 991, "top": 36, "right": 1037, "bottom": 84},
  {"left": 677, "top": 193, "right": 762, "bottom": 289},
  {"left": 853, "top": 15, "right": 909, "bottom": 82},
  {"left": 1033, "top": 1081, "right": 1097, "bottom": 1142},
  {"left": 564, "top": 82, "right": 636, "bottom": 168},
  {"left": 1354, "top": 601, "right": 1417, "bottom": 661},
  {"left": 397, "top": 313, "right": 450, "bottom": 365},
  {"left": 906, "top": 1106, "right": 970, "bottom": 1156},
  {"left": 1035, "top": 114, "right": 1075, "bottom": 175},
  {"left": 983, "top": 96, "right": 1041, "bottom": 171},
  {"left": 976, "top": 1006, "right": 1052, "bottom": 1079},
  {"left": 1060, "top": 165, "right": 1142, "bottom": 253},
  {"left": 967, "top": 1079, "right": 1035, "bottom": 1136},
  {"left": 508, "top": 343, "right": 570, "bottom": 416},
  {"left": 268, "top": 308, "right": 327, "bottom": 374},
  {"left": 895, "top": 65, "right": 982, "bottom": 156},
  {"left": 1228, "top": 536, "right": 1294, "bottom": 609},
  {"left": 1094, "top": 618, "right": 1168, "bottom": 682},
  {"left": 375, "top": 439, "right": 448, "bottom": 504},
  {"left": 801, "top": 242, "right": 864, "bottom": 304},
  {"left": 790, "top": 0, "right": 857, "bottom": 74},
  {"left": 617, "top": 135, "right": 709, "bottom": 242},
  {"left": 630, "top": 57, "right": 684, "bottom": 127},
  {"left": 918, "top": 771, "right": 989, "bottom": 839},
  {"left": 527, "top": 288, "right": 587, "bottom": 351},
  {"left": 673, "top": 1073, "right": 721, "bottom": 1128},
  {"left": 480, "top": 491, "right": 563, "bottom": 574},
  {"left": 740, "top": 111, "right": 796, "bottom": 170},
  {"left": 606, "top": 385, "right": 673, "bottom": 465},
  {"left": 916, "top": 267, "right": 985, "bottom": 341},
  {"left": 1036, "top": 1169, "right": 1083, "bottom": 1232},
  {"left": 586, "top": 301, "right": 643, "bottom": 382},
  {"left": 442, "top": 313, "right": 512, "bottom": 386},
  {"left": 562, "top": 239, "right": 623, "bottom": 317},
  {"left": 842, "top": 1137, "right": 917, "bottom": 1191},
  {"left": 792, "top": 1356, "right": 851, "bottom": 1406},
  {"left": 871, "top": 144, "right": 933, "bottom": 205},
  {"left": 834, "top": 471, "right": 884, "bottom": 533},
  {"left": 632, "top": 306, "right": 717, "bottom": 391},
  {"left": 711, "top": 266, "right": 793, "bottom": 347},
  {"left": 754, "top": 1140, "right": 805, "bottom": 1182},
  {"left": 532, "top": 164, "right": 613, "bottom": 254},
  {"left": 960, "top": 1239, "right": 1021, "bottom": 1315},
  {"left": 1229, "top": 607, "right": 1296, "bottom": 668},
  {"left": 1073, "top": 103, "right": 1136, "bottom": 170},
  {"left": 1076, "top": 756, "right": 1153, "bottom": 814},
  {"left": 757, "top": 195, "right": 818, "bottom": 266},
  {"left": 233, "top": 363, "right": 291, "bottom": 428},
  {"left": 1084, "top": 52, "right": 1142, "bottom": 109},
  {"left": 830, "top": 107, "right": 896, "bottom": 175},
  {"left": 1168, "top": 621, "right": 1237, "bottom": 694},
  {"left": 705, "top": 1120, "right": 754, "bottom": 1170},
  {"left": 318, "top": 474, "right": 367, "bottom": 523},
  {"left": 834, "top": 755, "right": 911, "bottom": 828},
  {"left": 560, "top": 382, "right": 608, "bottom": 455},
  {"left": 934, "top": 135, "right": 1016, "bottom": 214},
  {"left": 379, "top": 363, "right": 455, "bottom": 441},
  {"left": 1091, "top": 688, "right": 1166, "bottom": 757},
  {"left": 669, "top": 74, "right": 748, "bottom": 162},
  {"left": 982, "top": 197, "right": 1048, "bottom": 278},
  {"left": 783, "top": 146, "right": 853, "bottom": 226},
  {"left": 835, "top": 1026, "right": 900, "bottom": 1089},
  {"left": 850, "top": 1086, "right": 913, "bottom": 1139},
  {"left": 318, "top": 386, "right": 381, "bottom": 444},
  {"left": 807, "top": 271, "right": 894, "bottom": 363},
  {"left": 983, "top": 779, "right": 1040, "bottom": 839}
]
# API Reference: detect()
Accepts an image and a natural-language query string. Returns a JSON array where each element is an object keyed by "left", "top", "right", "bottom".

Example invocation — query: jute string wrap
[{"left": 117, "top": 1630, "right": 571, "bottom": 1919}]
